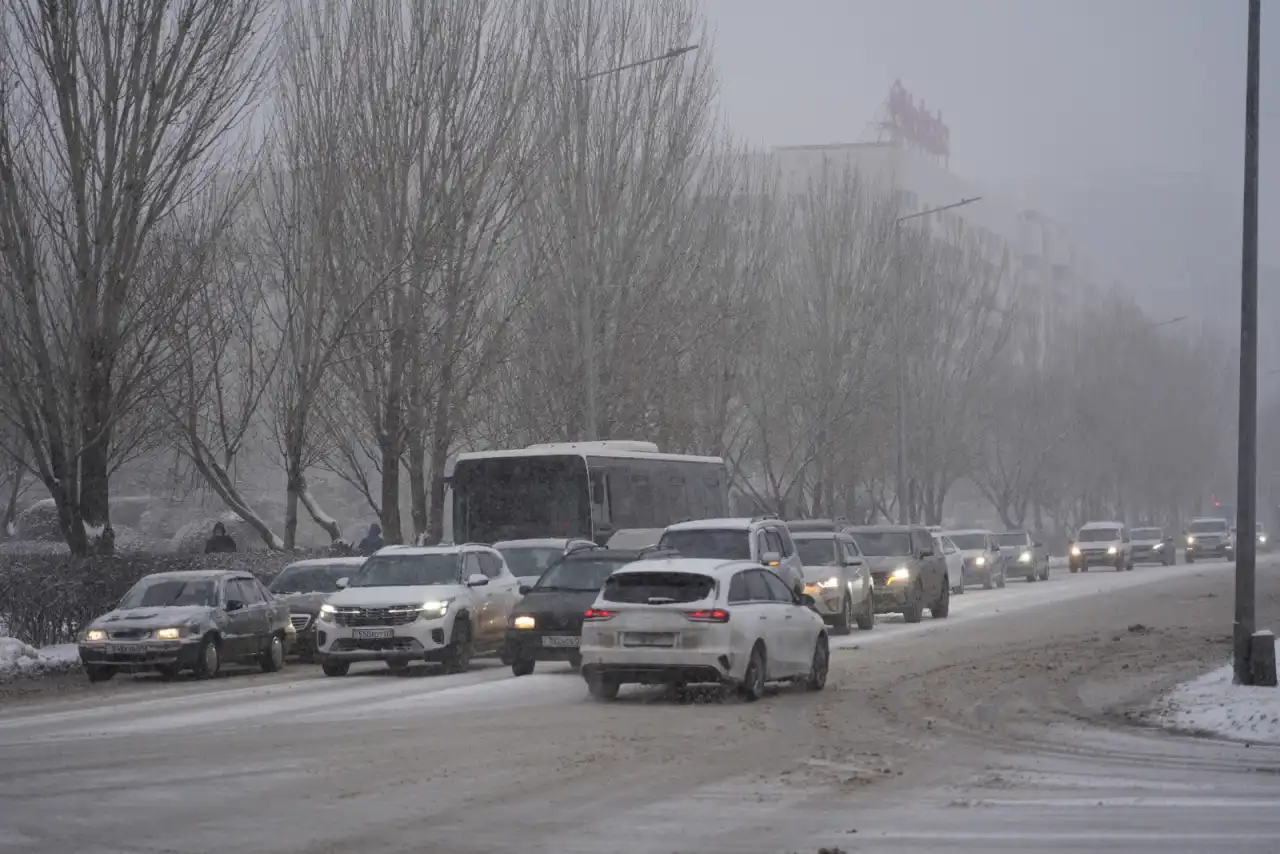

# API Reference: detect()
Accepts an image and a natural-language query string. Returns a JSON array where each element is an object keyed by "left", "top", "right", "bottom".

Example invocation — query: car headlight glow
[
  {"left": 84, "top": 629, "right": 106, "bottom": 642},
  {"left": 419, "top": 599, "right": 451, "bottom": 618},
  {"left": 1107, "top": 546, "right": 1117, "bottom": 555},
  {"left": 512, "top": 615, "right": 536, "bottom": 630},
  {"left": 1187, "top": 536, "right": 1196, "bottom": 545},
  {"left": 974, "top": 556, "right": 986, "bottom": 567},
  {"left": 1260, "top": 535, "right": 1268, "bottom": 543},
  {"left": 320, "top": 603, "right": 337, "bottom": 614},
  {"left": 889, "top": 567, "right": 911, "bottom": 582},
  {"left": 1153, "top": 542, "right": 1164, "bottom": 550},
  {"left": 1070, "top": 546, "right": 1081, "bottom": 557},
  {"left": 819, "top": 576, "right": 840, "bottom": 589},
  {"left": 1018, "top": 551, "right": 1032, "bottom": 563},
  {"left": 154, "top": 628, "right": 181, "bottom": 640}
]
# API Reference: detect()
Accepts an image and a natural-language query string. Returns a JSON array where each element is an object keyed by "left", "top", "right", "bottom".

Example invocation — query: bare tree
[{"left": 0, "top": 0, "right": 269, "bottom": 553}]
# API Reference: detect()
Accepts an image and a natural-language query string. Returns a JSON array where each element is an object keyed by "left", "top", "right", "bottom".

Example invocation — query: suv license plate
[
  {"left": 542, "top": 635, "right": 579, "bottom": 648},
  {"left": 112, "top": 644, "right": 145, "bottom": 654},
  {"left": 622, "top": 632, "right": 676, "bottom": 648},
  {"left": 352, "top": 628, "right": 393, "bottom": 640}
]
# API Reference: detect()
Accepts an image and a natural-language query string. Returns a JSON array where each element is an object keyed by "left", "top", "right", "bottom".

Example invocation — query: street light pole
[
  {"left": 892, "top": 196, "right": 982, "bottom": 523},
  {"left": 1234, "top": 0, "right": 1262, "bottom": 685},
  {"left": 575, "top": 43, "right": 699, "bottom": 441}
]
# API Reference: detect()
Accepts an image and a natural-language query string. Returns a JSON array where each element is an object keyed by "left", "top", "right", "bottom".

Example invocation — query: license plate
[
  {"left": 622, "top": 632, "right": 676, "bottom": 647},
  {"left": 352, "top": 628, "right": 393, "bottom": 640},
  {"left": 112, "top": 644, "right": 146, "bottom": 654},
  {"left": 541, "top": 635, "right": 580, "bottom": 648}
]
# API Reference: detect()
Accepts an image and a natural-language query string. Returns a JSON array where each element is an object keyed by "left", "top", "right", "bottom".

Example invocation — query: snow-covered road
[{"left": 2, "top": 556, "right": 1278, "bottom": 854}]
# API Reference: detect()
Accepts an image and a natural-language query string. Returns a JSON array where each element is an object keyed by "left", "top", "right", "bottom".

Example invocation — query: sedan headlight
[
  {"left": 1018, "top": 551, "right": 1032, "bottom": 563},
  {"left": 1070, "top": 546, "right": 1081, "bottom": 557},
  {"left": 84, "top": 629, "right": 107, "bottom": 642},
  {"left": 888, "top": 567, "right": 911, "bottom": 582},
  {"left": 1187, "top": 535, "right": 1196, "bottom": 545},
  {"left": 1153, "top": 542, "right": 1164, "bottom": 551},
  {"left": 1260, "top": 535, "right": 1268, "bottom": 544},
  {"left": 1107, "top": 546, "right": 1117, "bottom": 555},
  {"left": 819, "top": 576, "right": 840, "bottom": 589},
  {"left": 154, "top": 628, "right": 181, "bottom": 640},
  {"left": 511, "top": 615, "right": 536, "bottom": 630},
  {"left": 974, "top": 555, "right": 987, "bottom": 567}
]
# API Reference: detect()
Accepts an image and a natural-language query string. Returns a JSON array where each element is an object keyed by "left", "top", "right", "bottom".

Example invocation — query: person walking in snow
[
  {"left": 204, "top": 521, "right": 237, "bottom": 554},
  {"left": 357, "top": 523, "right": 385, "bottom": 555}
]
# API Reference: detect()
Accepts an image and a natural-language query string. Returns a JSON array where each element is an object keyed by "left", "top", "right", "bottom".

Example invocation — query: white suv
[
  {"left": 314, "top": 544, "right": 519, "bottom": 676},
  {"left": 657, "top": 516, "right": 805, "bottom": 594}
]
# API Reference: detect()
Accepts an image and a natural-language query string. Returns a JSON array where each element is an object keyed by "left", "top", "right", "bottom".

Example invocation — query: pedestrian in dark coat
[
  {"left": 205, "top": 521, "right": 237, "bottom": 554},
  {"left": 357, "top": 523, "right": 385, "bottom": 555}
]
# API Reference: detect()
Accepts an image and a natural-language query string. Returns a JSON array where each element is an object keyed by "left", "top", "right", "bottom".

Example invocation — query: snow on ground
[
  {"left": 0, "top": 638, "right": 79, "bottom": 683},
  {"left": 1158, "top": 663, "right": 1280, "bottom": 744}
]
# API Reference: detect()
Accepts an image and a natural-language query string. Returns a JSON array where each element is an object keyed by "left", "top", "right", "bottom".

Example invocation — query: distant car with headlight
[
  {"left": 504, "top": 546, "right": 675, "bottom": 675},
  {"left": 1183, "top": 517, "right": 1232, "bottom": 563},
  {"left": 944, "top": 529, "right": 1006, "bottom": 589},
  {"left": 314, "top": 544, "right": 519, "bottom": 676},
  {"left": 845, "top": 525, "right": 949, "bottom": 622},
  {"left": 78, "top": 570, "right": 291, "bottom": 683},
  {"left": 267, "top": 557, "right": 366, "bottom": 661},
  {"left": 1071, "top": 521, "right": 1133, "bottom": 571},
  {"left": 995, "top": 530, "right": 1049, "bottom": 582},
  {"left": 1130, "top": 527, "right": 1175, "bottom": 566},
  {"left": 790, "top": 528, "right": 873, "bottom": 634},
  {"left": 1256, "top": 523, "right": 1272, "bottom": 553}
]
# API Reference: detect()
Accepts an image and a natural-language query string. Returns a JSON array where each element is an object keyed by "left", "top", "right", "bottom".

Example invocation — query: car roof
[
  {"left": 138, "top": 569, "right": 247, "bottom": 581},
  {"left": 1190, "top": 517, "right": 1229, "bottom": 523},
  {"left": 940, "top": 528, "right": 991, "bottom": 536},
  {"left": 494, "top": 538, "right": 577, "bottom": 548},
  {"left": 663, "top": 517, "right": 771, "bottom": 532},
  {"left": 790, "top": 530, "right": 843, "bottom": 539},
  {"left": 1081, "top": 521, "right": 1124, "bottom": 528},
  {"left": 282, "top": 557, "right": 366, "bottom": 569},
  {"left": 997, "top": 530, "right": 1030, "bottom": 536},
  {"left": 560, "top": 547, "right": 677, "bottom": 561},
  {"left": 846, "top": 524, "right": 916, "bottom": 533},
  {"left": 370, "top": 545, "right": 475, "bottom": 557},
  {"left": 785, "top": 519, "right": 844, "bottom": 532},
  {"left": 608, "top": 557, "right": 762, "bottom": 579}
]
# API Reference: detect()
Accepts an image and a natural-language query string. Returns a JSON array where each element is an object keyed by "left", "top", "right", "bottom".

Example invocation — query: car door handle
[{"left": 785, "top": 614, "right": 794, "bottom": 620}]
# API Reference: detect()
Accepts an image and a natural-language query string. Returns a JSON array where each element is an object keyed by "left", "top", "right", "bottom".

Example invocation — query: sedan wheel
[
  {"left": 259, "top": 634, "right": 284, "bottom": 673},
  {"left": 194, "top": 636, "right": 220, "bottom": 680},
  {"left": 806, "top": 636, "right": 829, "bottom": 691},
  {"left": 738, "top": 644, "right": 767, "bottom": 701},
  {"left": 586, "top": 674, "right": 620, "bottom": 701}
]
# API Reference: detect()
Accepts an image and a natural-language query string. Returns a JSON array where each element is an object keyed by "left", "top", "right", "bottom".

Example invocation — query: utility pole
[
  {"left": 574, "top": 41, "right": 699, "bottom": 441},
  {"left": 1234, "top": 0, "right": 1262, "bottom": 686},
  {"left": 892, "top": 196, "right": 982, "bottom": 523}
]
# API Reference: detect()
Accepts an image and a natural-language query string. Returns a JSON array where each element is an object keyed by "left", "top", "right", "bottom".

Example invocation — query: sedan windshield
[
  {"left": 1131, "top": 528, "right": 1162, "bottom": 540},
  {"left": 535, "top": 557, "right": 631, "bottom": 592},
  {"left": 658, "top": 529, "right": 751, "bottom": 560},
  {"left": 498, "top": 547, "right": 564, "bottom": 578},
  {"left": 794, "top": 537, "right": 839, "bottom": 566},
  {"left": 269, "top": 564, "right": 355, "bottom": 595},
  {"left": 996, "top": 532, "right": 1029, "bottom": 547},
  {"left": 850, "top": 531, "right": 912, "bottom": 556},
  {"left": 119, "top": 578, "right": 218, "bottom": 609},
  {"left": 948, "top": 533, "right": 987, "bottom": 550},
  {"left": 351, "top": 554, "right": 460, "bottom": 587},
  {"left": 1078, "top": 528, "right": 1121, "bottom": 542},
  {"left": 1187, "top": 520, "right": 1228, "bottom": 534}
]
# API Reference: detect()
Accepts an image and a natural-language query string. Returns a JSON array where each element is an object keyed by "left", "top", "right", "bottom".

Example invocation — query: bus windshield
[{"left": 452, "top": 455, "right": 590, "bottom": 544}]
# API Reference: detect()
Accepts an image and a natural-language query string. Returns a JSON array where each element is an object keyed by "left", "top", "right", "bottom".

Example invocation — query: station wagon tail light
[
  {"left": 683, "top": 608, "right": 730, "bottom": 623},
  {"left": 583, "top": 607, "right": 617, "bottom": 622}
]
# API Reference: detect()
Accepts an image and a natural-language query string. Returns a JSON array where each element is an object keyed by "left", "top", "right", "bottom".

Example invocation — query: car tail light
[
  {"left": 683, "top": 608, "right": 730, "bottom": 623},
  {"left": 583, "top": 608, "right": 617, "bottom": 622}
]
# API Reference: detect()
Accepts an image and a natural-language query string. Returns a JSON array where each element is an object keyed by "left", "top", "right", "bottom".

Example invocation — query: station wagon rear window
[{"left": 602, "top": 572, "right": 716, "bottom": 604}]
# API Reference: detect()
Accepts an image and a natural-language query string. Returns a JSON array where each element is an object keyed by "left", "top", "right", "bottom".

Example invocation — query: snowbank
[
  {"left": 1157, "top": 664, "right": 1280, "bottom": 744},
  {"left": 0, "top": 638, "right": 80, "bottom": 683}
]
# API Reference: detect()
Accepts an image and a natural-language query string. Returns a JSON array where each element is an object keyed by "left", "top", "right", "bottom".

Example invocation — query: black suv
[{"left": 503, "top": 547, "right": 675, "bottom": 675}]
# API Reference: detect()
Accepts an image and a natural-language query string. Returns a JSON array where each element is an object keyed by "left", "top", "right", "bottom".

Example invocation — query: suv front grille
[
  {"left": 290, "top": 614, "right": 311, "bottom": 631},
  {"left": 333, "top": 606, "right": 419, "bottom": 627}
]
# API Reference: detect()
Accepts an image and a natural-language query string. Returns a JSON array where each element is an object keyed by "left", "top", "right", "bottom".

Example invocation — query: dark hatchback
[
  {"left": 267, "top": 557, "right": 366, "bottom": 661},
  {"left": 503, "top": 547, "right": 675, "bottom": 676}
]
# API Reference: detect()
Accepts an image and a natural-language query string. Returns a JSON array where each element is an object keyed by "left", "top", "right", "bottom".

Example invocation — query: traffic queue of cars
[{"left": 75, "top": 515, "right": 1195, "bottom": 698}]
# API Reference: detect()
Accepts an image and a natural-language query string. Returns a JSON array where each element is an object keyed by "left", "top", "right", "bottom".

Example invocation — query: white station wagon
[{"left": 578, "top": 557, "right": 830, "bottom": 701}]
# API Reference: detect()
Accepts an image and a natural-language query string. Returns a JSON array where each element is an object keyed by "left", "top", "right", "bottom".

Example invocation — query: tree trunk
[
  {"left": 78, "top": 337, "right": 114, "bottom": 533},
  {"left": 298, "top": 482, "right": 342, "bottom": 543},
  {"left": 406, "top": 433, "right": 428, "bottom": 541},
  {"left": 427, "top": 430, "right": 450, "bottom": 545},
  {"left": 378, "top": 431, "right": 403, "bottom": 545},
  {"left": 284, "top": 461, "right": 303, "bottom": 551},
  {"left": 1, "top": 473, "right": 23, "bottom": 537}
]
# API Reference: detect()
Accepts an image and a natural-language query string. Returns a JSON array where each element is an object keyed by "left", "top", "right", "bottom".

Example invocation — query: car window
[
  {"left": 659, "top": 529, "right": 752, "bottom": 561},
  {"left": 760, "top": 570, "right": 794, "bottom": 602},
  {"left": 794, "top": 537, "right": 838, "bottom": 566},
  {"left": 477, "top": 552, "right": 505, "bottom": 579},
  {"left": 602, "top": 572, "right": 716, "bottom": 604},
  {"left": 744, "top": 570, "right": 772, "bottom": 601},
  {"left": 763, "top": 530, "right": 785, "bottom": 556},
  {"left": 775, "top": 527, "right": 796, "bottom": 557},
  {"left": 912, "top": 530, "right": 931, "bottom": 554},
  {"left": 463, "top": 553, "right": 483, "bottom": 577},
  {"left": 728, "top": 571, "right": 750, "bottom": 603},
  {"left": 943, "top": 537, "right": 958, "bottom": 555},
  {"left": 225, "top": 579, "right": 250, "bottom": 605},
  {"left": 254, "top": 579, "right": 274, "bottom": 601},
  {"left": 840, "top": 539, "right": 860, "bottom": 562}
]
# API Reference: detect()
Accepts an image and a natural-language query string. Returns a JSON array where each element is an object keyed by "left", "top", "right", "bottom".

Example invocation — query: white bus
[{"left": 446, "top": 441, "right": 728, "bottom": 545}]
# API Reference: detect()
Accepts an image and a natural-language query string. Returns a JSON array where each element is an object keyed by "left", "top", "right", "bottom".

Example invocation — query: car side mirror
[
  {"left": 760, "top": 551, "right": 782, "bottom": 567},
  {"left": 335, "top": 577, "right": 349, "bottom": 589},
  {"left": 466, "top": 573, "right": 489, "bottom": 587},
  {"left": 843, "top": 557, "right": 863, "bottom": 567},
  {"left": 518, "top": 584, "right": 531, "bottom": 596},
  {"left": 225, "top": 600, "right": 244, "bottom": 612}
]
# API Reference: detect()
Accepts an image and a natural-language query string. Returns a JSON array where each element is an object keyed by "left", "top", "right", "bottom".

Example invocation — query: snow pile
[
  {"left": 0, "top": 638, "right": 80, "bottom": 683},
  {"left": 1158, "top": 664, "right": 1280, "bottom": 744}
]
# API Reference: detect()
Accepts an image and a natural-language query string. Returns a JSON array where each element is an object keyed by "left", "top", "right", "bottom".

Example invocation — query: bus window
[
  {"left": 668, "top": 474, "right": 689, "bottom": 520},
  {"left": 633, "top": 473, "right": 655, "bottom": 527},
  {"left": 590, "top": 470, "right": 612, "bottom": 529}
]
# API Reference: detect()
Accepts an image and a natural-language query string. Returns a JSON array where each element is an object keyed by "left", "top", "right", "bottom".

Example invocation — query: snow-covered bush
[
  {"left": 14, "top": 498, "right": 62, "bottom": 542},
  {"left": 0, "top": 637, "right": 79, "bottom": 683}
]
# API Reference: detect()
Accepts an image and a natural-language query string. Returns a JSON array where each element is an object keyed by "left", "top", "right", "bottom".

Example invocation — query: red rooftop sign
[{"left": 886, "top": 79, "right": 950, "bottom": 160}]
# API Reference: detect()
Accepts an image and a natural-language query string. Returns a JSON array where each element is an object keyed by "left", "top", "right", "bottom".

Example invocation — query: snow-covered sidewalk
[
  {"left": 1157, "top": 663, "right": 1280, "bottom": 744},
  {"left": 0, "top": 638, "right": 79, "bottom": 683}
]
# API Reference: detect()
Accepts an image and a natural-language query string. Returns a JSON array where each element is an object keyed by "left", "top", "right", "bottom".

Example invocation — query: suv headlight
[
  {"left": 419, "top": 599, "right": 452, "bottom": 619},
  {"left": 974, "top": 555, "right": 987, "bottom": 567},
  {"left": 1107, "top": 546, "right": 1117, "bottom": 555},
  {"left": 1070, "top": 546, "right": 1081, "bottom": 557},
  {"left": 84, "top": 629, "right": 106, "bottom": 642},
  {"left": 888, "top": 567, "right": 910, "bottom": 582},
  {"left": 511, "top": 615, "right": 535, "bottom": 629},
  {"left": 1186, "top": 536, "right": 1196, "bottom": 545},
  {"left": 319, "top": 603, "right": 337, "bottom": 621},
  {"left": 1018, "top": 551, "right": 1032, "bottom": 563}
]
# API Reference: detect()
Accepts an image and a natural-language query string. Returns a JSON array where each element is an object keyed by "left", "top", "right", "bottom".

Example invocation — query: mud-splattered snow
[
  {"left": 1158, "top": 663, "right": 1280, "bottom": 743},
  {"left": 0, "top": 638, "right": 79, "bottom": 682}
]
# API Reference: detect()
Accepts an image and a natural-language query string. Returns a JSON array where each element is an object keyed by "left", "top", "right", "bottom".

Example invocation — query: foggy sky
[{"left": 703, "top": 0, "right": 1277, "bottom": 347}]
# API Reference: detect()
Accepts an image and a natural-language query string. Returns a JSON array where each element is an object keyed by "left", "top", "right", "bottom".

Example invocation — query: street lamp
[
  {"left": 575, "top": 44, "right": 700, "bottom": 441},
  {"left": 892, "top": 196, "right": 982, "bottom": 523}
]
